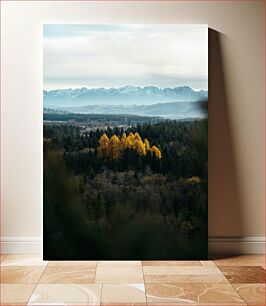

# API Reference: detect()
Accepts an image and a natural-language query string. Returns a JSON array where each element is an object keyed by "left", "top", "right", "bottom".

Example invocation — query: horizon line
[{"left": 43, "top": 85, "right": 208, "bottom": 92}]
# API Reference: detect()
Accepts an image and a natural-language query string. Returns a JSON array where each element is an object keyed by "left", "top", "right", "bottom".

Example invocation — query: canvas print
[{"left": 43, "top": 24, "right": 208, "bottom": 259}]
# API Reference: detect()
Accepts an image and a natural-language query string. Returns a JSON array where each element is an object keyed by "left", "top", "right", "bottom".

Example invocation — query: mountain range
[
  {"left": 55, "top": 101, "right": 207, "bottom": 120},
  {"left": 43, "top": 85, "right": 208, "bottom": 108}
]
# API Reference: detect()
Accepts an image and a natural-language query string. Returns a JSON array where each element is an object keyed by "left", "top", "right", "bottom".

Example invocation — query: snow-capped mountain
[{"left": 43, "top": 85, "right": 208, "bottom": 108}]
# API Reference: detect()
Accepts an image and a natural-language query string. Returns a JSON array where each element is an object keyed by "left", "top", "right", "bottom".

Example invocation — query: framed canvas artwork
[{"left": 43, "top": 24, "right": 208, "bottom": 259}]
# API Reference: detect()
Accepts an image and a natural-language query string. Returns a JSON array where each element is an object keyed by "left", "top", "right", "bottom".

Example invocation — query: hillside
[{"left": 58, "top": 101, "right": 208, "bottom": 120}]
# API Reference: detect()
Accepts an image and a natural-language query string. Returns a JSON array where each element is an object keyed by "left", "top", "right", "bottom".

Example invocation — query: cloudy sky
[{"left": 43, "top": 24, "right": 208, "bottom": 90}]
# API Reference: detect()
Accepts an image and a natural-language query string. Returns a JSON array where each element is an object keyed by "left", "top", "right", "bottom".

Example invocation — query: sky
[{"left": 43, "top": 24, "right": 208, "bottom": 91}]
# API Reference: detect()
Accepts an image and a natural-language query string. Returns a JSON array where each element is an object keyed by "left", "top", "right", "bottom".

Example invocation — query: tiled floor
[{"left": 0, "top": 255, "right": 265, "bottom": 305}]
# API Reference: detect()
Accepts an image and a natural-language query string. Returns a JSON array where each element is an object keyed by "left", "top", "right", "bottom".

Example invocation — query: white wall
[{"left": 1, "top": 1, "right": 265, "bottom": 254}]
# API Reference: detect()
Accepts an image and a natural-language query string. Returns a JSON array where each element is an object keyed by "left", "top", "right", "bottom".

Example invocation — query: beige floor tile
[
  {"left": 98, "top": 261, "right": 141, "bottom": 267},
  {"left": 28, "top": 284, "right": 102, "bottom": 305},
  {"left": 200, "top": 260, "right": 216, "bottom": 266},
  {"left": 143, "top": 266, "right": 221, "bottom": 275},
  {"left": 214, "top": 255, "right": 265, "bottom": 267},
  {"left": 1, "top": 284, "right": 36, "bottom": 303},
  {"left": 233, "top": 284, "right": 266, "bottom": 303},
  {"left": 1, "top": 254, "right": 48, "bottom": 267},
  {"left": 101, "top": 284, "right": 146, "bottom": 303},
  {"left": 48, "top": 260, "right": 98, "bottom": 268},
  {"left": 1, "top": 304, "right": 27, "bottom": 306},
  {"left": 95, "top": 266, "right": 144, "bottom": 283},
  {"left": 145, "top": 283, "right": 245, "bottom": 304},
  {"left": 146, "top": 304, "right": 247, "bottom": 306},
  {"left": 143, "top": 265, "right": 228, "bottom": 284},
  {"left": 101, "top": 302, "right": 147, "bottom": 306},
  {"left": 144, "top": 274, "right": 229, "bottom": 284},
  {"left": 142, "top": 261, "right": 201, "bottom": 266},
  {"left": 39, "top": 267, "right": 96, "bottom": 284},
  {"left": 1, "top": 266, "right": 45, "bottom": 284},
  {"left": 0, "top": 254, "right": 8, "bottom": 261}
]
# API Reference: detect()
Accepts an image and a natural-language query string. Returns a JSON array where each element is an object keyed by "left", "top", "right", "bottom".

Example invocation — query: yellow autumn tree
[
  {"left": 97, "top": 133, "right": 110, "bottom": 157},
  {"left": 133, "top": 138, "right": 146, "bottom": 156},
  {"left": 121, "top": 132, "right": 127, "bottom": 149},
  {"left": 109, "top": 135, "right": 122, "bottom": 160},
  {"left": 97, "top": 132, "right": 162, "bottom": 160},
  {"left": 134, "top": 132, "right": 141, "bottom": 141},
  {"left": 150, "top": 145, "right": 162, "bottom": 159},
  {"left": 144, "top": 138, "right": 150, "bottom": 151},
  {"left": 125, "top": 132, "right": 135, "bottom": 149}
]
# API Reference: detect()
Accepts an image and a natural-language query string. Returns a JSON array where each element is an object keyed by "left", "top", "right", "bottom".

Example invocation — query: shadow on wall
[{"left": 208, "top": 29, "right": 244, "bottom": 244}]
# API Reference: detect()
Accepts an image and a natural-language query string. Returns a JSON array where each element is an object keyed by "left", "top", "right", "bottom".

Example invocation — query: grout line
[
  {"left": 230, "top": 282, "right": 265, "bottom": 306},
  {"left": 141, "top": 260, "right": 148, "bottom": 305},
  {"left": 224, "top": 282, "right": 247, "bottom": 305},
  {"left": 95, "top": 260, "right": 104, "bottom": 304},
  {"left": 2, "top": 258, "right": 263, "bottom": 305},
  {"left": 206, "top": 260, "right": 257, "bottom": 305},
  {"left": 26, "top": 261, "right": 49, "bottom": 304},
  {"left": 99, "top": 284, "right": 104, "bottom": 304}
]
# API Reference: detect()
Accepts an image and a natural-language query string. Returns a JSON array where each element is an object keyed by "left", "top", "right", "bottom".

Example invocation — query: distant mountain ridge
[
  {"left": 43, "top": 85, "right": 208, "bottom": 107},
  {"left": 57, "top": 101, "right": 208, "bottom": 120}
]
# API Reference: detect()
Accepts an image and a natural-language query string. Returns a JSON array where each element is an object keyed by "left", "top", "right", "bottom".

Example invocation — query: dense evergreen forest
[{"left": 44, "top": 118, "right": 208, "bottom": 259}]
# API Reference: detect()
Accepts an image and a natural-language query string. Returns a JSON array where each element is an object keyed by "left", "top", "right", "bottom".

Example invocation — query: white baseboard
[
  {"left": 0, "top": 237, "right": 42, "bottom": 254},
  {"left": 0, "top": 236, "right": 265, "bottom": 255},
  {"left": 208, "top": 236, "right": 265, "bottom": 255}
]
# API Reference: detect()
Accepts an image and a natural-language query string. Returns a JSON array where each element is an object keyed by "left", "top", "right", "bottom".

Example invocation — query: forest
[
  {"left": 44, "top": 111, "right": 163, "bottom": 126},
  {"left": 44, "top": 118, "right": 208, "bottom": 259}
]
